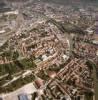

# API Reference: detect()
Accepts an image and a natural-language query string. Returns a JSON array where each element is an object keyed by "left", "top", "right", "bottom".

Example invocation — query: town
[{"left": 0, "top": 0, "right": 98, "bottom": 100}]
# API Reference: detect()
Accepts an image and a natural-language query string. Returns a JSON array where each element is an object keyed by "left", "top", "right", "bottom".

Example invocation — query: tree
[{"left": 12, "top": 50, "right": 19, "bottom": 60}]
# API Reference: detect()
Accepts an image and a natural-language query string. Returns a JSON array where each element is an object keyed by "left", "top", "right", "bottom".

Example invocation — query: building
[
  {"left": 18, "top": 94, "right": 28, "bottom": 100},
  {"left": 0, "top": 97, "right": 3, "bottom": 100},
  {"left": 34, "top": 78, "right": 44, "bottom": 89}
]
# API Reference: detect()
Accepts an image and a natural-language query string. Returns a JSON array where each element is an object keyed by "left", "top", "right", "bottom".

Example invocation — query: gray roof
[{"left": 18, "top": 94, "right": 28, "bottom": 100}]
